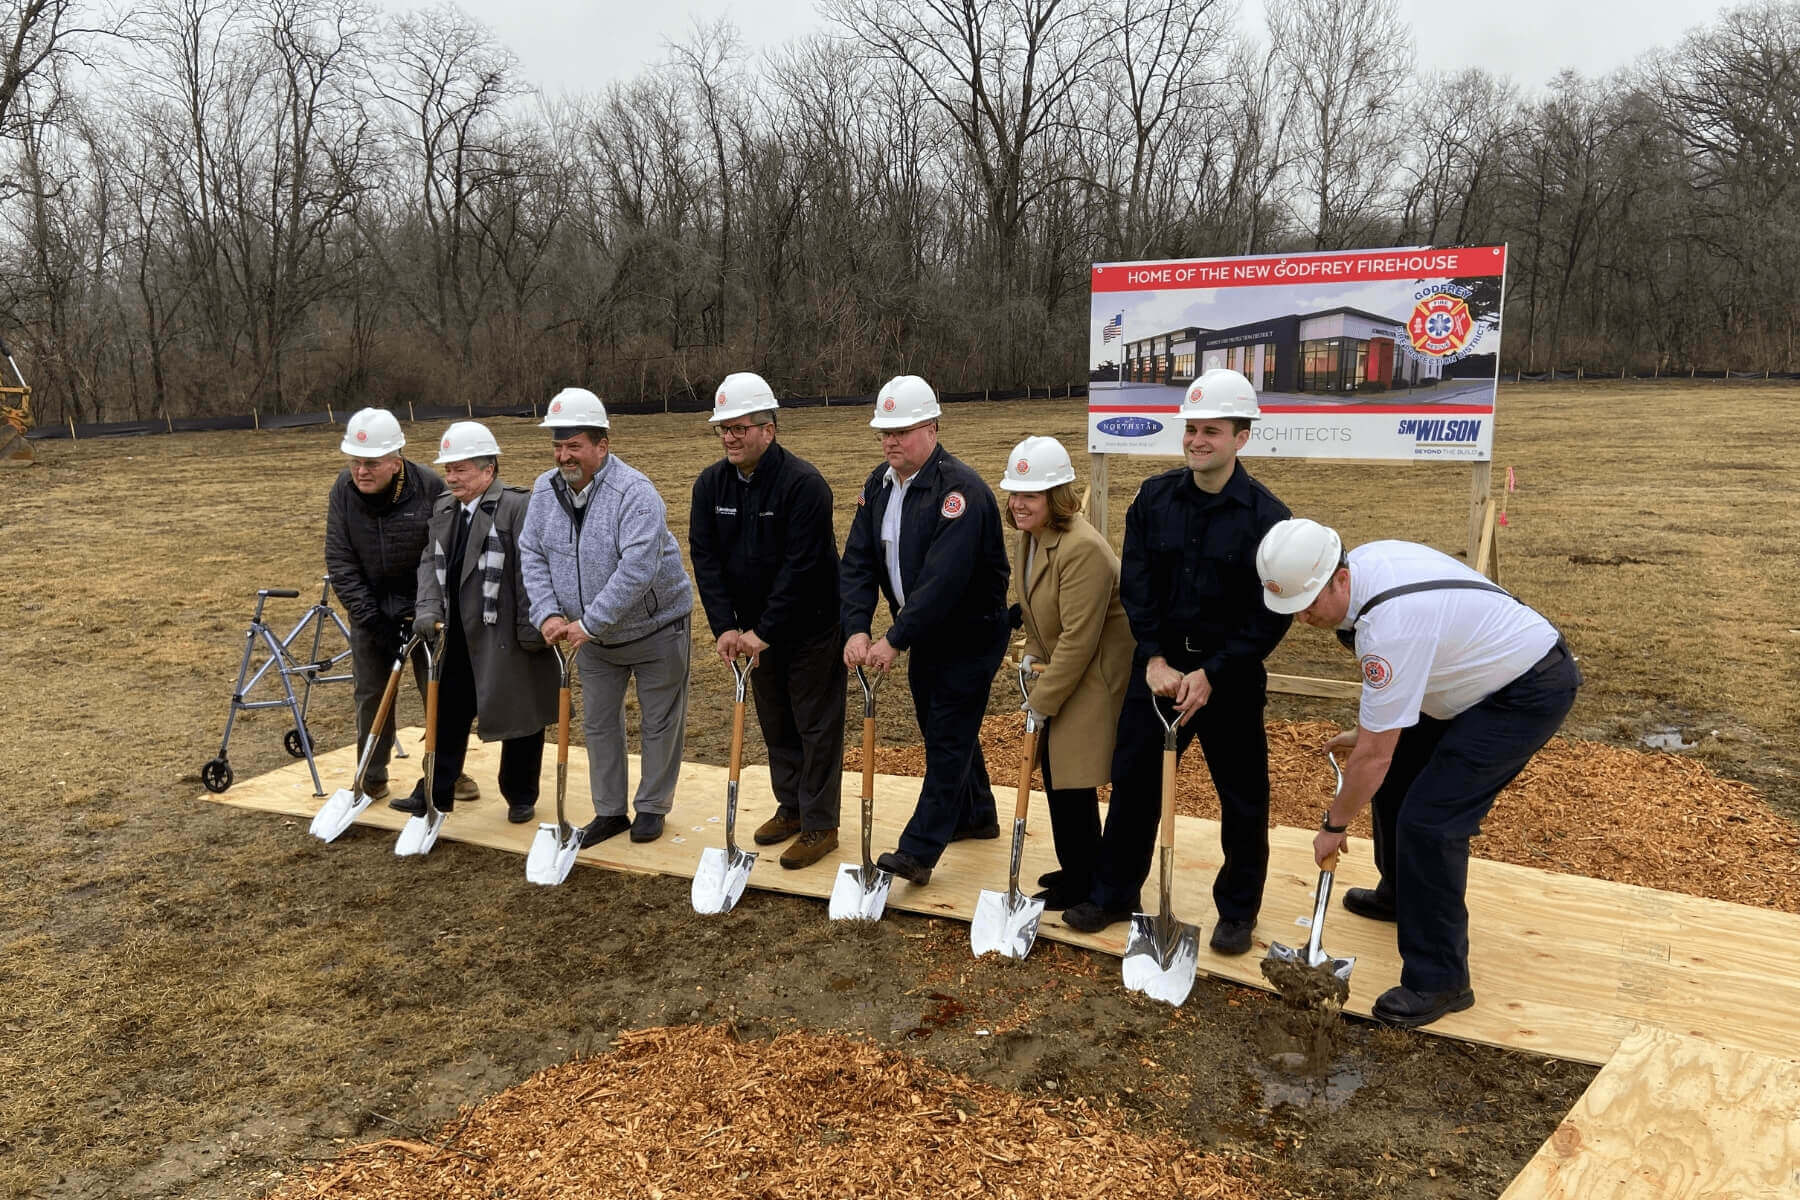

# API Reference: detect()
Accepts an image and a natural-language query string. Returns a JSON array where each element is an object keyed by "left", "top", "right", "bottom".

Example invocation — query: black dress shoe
[
  {"left": 1061, "top": 901, "right": 1134, "bottom": 934},
  {"left": 1208, "top": 916, "right": 1256, "bottom": 956},
  {"left": 388, "top": 779, "right": 428, "bottom": 816},
  {"left": 874, "top": 850, "right": 932, "bottom": 885},
  {"left": 1372, "top": 985, "right": 1475, "bottom": 1029},
  {"left": 950, "top": 822, "right": 1000, "bottom": 841},
  {"left": 506, "top": 803, "right": 536, "bottom": 824},
  {"left": 1036, "top": 869, "right": 1065, "bottom": 889},
  {"left": 1342, "top": 887, "right": 1397, "bottom": 922},
  {"left": 579, "top": 814, "right": 631, "bottom": 847},
  {"left": 1031, "top": 884, "right": 1089, "bottom": 912},
  {"left": 629, "top": 812, "right": 665, "bottom": 842}
]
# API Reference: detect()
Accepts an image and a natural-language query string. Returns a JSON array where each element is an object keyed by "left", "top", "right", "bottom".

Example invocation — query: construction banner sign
[{"left": 1087, "top": 245, "right": 1507, "bottom": 461}]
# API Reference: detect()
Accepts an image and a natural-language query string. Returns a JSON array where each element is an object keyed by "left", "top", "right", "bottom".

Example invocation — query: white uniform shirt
[
  {"left": 880, "top": 467, "right": 914, "bottom": 609},
  {"left": 1342, "top": 540, "right": 1558, "bottom": 731}
]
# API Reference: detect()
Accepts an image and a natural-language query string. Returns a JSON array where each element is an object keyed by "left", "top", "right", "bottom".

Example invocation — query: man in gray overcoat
[{"left": 398, "top": 420, "right": 559, "bottom": 823}]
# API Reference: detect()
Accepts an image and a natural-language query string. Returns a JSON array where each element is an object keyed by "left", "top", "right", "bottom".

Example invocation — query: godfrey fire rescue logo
[
  {"left": 716, "top": 392, "right": 727, "bottom": 407},
  {"left": 941, "top": 491, "right": 966, "bottom": 519},
  {"left": 1361, "top": 654, "right": 1393, "bottom": 689},
  {"left": 443, "top": 437, "right": 452, "bottom": 449},
  {"left": 1015, "top": 457, "right": 1030, "bottom": 474},
  {"left": 355, "top": 430, "right": 367, "bottom": 442},
  {"left": 1407, "top": 293, "right": 1473, "bottom": 357},
  {"left": 881, "top": 395, "right": 896, "bottom": 412},
  {"left": 550, "top": 400, "right": 562, "bottom": 415}
]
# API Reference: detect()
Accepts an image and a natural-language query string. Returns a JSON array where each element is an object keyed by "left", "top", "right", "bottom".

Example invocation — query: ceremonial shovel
[
  {"left": 691, "top": 656, "right": 757, "bottom": 914},
  {"left": 970, "top": 659, "right": 1047, "bottom": 959},
  {"left": 394, "top": 625, "right": 446, "bottom": 857},
  {"left": 1121, "top": 695, "right": 1200, "bottom": 1006},
  {"left": 829, "top": 666, "right": 892, "bottom": 921},
  {"left": 1265, "top": 750, "right": 1357, "bottom": 989},
  {"left": 524, "top": 644, "right": 581, "bottom": 885},
  {"left": 309, "top": 633, "right": 417, "bottom": 842}
]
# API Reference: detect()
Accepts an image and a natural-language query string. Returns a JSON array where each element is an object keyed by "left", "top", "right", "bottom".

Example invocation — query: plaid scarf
[{"left": 434, "top": 506, "right": 504, "bottom": 626}]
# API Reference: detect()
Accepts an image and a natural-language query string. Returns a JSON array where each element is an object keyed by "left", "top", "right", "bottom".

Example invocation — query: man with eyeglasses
[
  {"left": 519, "top": 387, "right": 694, "bottom": 846},
  {"left": 324, "top": 407, "right": 451, "bottom": 805},
  {"left": 688, "top": 373, "right": 844, "bottom": 869},
  {"left": 840, "top": 375, "right": 1010, "bottom": 887}
]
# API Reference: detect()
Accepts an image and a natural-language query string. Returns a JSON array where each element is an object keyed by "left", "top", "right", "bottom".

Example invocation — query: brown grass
[{"left": 0, "top": 381, "right": 1793, "bottom": 1198}]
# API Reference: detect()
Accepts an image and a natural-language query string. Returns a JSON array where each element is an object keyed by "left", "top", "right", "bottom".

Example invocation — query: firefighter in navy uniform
[
  {"left": 840, "top": 375, "right": 1010, "bottom": 886},
  {"left": 1256, "top": 518, "right": 1582, "bottom": 1029},
  {"left": 689, "top": 372, "right": 846, "bottom": 871},
  {"left": 1063, "top": 369, "right": 1293, "bottom": 956}
]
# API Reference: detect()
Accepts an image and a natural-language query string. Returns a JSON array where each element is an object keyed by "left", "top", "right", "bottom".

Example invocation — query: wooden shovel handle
[
  {"left": 1013, "top": 728, "right": 1039, "bottom": 822},
  {"left": 557, "top": 685, "right": 571, "bottom": 766},
  {"left": 727, "top": 696, "right": 747, "bottom": 784},
  {"left": 1320, "top": 849, "right": 1339, "bottom": 873},
  {"left": 423, "top": 676, "right": 439, "bottom": 754},
  {"left": 861, "top": 716, "right": 876, "bottom": 799}
]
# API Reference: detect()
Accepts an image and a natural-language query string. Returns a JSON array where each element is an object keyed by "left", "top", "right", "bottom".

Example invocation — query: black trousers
[
  {"left": 1367, "top": 645, "right": 1581, "bottom": 993},
  {"left": 1038, "top": 725, "right": 1100, "bottom": 896},
  {"left": 348, "top": 620, "right": 427, "bottom": 790},
  {"left": 426, "top": 619, "right": 544, "bottom": 811},
  {"left": 1090, "top": 658, "right": 1270, "bottom": 920},
  {"left": 750, "top": 626, "right": 847, "bottom": 831},
  {"left": 895, "top": 625, "right": 1008, "bottom": 868}
]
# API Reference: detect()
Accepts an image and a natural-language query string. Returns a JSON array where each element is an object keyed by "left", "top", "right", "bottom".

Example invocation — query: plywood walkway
[
  {"left": 1501, "top": 1026, "right": 1800, "bottom": 1198},
  {"left": 211, "top": 729, "right": 1800, "bottom": 1067}
]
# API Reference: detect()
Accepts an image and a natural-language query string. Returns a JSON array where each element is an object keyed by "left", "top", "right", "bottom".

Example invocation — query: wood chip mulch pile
[
  {"left": 274, "top": 1026, "right": 1266, "bottom": 1199},
  {"left": 858, "top": 716, "right": 1800, "bottom": 915}
]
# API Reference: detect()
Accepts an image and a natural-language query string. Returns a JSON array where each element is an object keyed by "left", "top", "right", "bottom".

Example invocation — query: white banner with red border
[{"left": 1088, "top": 245, "right": 1507, "bottom": 461}]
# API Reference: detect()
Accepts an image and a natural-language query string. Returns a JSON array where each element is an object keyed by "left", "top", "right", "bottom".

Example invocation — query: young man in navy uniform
[
  {"left": 840, "top": 375, "right": 1011, "bottom": 886},
  {"left": 1257, "top": 517, "right": 1582, "bottom": 1028},
  {"left": 1063, "top": 369, "right": 1292, "bottom": 957}
]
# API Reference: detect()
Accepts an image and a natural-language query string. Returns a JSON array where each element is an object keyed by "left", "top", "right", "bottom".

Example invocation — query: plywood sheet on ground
[
  {"left": 211, "top": 730, "right": 1800, "bottom": 1065},
  {"left": 1501, "top": 1026, "right": 1800, "bottom": 1198}
]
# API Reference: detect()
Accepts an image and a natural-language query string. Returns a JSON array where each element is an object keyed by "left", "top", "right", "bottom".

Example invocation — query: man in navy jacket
[{"left": 840, "top": 375, "right": 1010, "bottom": 886}]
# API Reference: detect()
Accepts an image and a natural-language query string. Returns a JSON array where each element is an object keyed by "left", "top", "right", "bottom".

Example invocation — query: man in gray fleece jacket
[{"left": 519, "top": 388, "right": 694, "bottom": 845}]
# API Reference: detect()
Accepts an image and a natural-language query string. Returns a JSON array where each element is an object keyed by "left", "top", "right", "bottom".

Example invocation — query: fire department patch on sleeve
[
  {"left": 940, "top": 491, "right": 966, "bottom": 519},
  {"left": 1360, "top": 654, "right": 1393, "bottom": 689}
]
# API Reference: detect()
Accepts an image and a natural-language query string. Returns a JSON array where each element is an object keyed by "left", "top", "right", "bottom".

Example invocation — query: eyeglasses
[
  {"left": 345, "top": 456, "right": 395, "bottom": 472},
  {"left": 876, "top": 423, "right": 932, "bottom": 443},
  {"left": 715, "top": 423, "right": 765, "bottom": 440}
]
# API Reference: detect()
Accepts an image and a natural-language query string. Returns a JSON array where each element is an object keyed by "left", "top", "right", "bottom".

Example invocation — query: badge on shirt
[
  {"left": 1360, "top": 654, "right": 1393, "bottom": 689},
  {"left": 940, "top": 491, "right": 966, "bottom": 519}
]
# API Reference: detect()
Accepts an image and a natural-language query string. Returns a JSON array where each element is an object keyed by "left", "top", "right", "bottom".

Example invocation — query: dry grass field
[{"left": 1, "top": 381, "right": 1795, "bottom": 1199}]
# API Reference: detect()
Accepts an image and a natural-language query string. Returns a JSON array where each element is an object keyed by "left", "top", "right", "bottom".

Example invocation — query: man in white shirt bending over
[{"left": 1255, "top": 518, "right": 1582, "bottom": 1029}]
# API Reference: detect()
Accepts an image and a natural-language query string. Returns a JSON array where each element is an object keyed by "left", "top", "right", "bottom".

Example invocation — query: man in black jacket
[
  {"left": 689, "top": 374, "right": 844, "bottom": 869},
  {"left": 1064, "top": 370, "right": 1292, "bottom": 954},
  {"left": 324, "top": 407, "right": 453, "bottom": 804},
  {"left": 841, "top": 375, "right": 1010, "bottom": 886}
]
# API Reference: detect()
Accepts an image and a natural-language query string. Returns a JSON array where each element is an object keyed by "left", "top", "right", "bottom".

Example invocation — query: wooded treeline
[{"left": 1, "top": 0, "right": 1796, "bottom": 422}]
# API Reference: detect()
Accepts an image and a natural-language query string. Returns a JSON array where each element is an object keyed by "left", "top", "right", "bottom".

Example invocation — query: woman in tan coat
[{"left": 999, "top": 436, "right": 1135, "bottom": 909}]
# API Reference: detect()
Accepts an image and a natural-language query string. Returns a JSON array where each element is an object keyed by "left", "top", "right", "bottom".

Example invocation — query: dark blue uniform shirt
[{"left": 1120, "top": 461, "right": 1293, "bottom": 684}]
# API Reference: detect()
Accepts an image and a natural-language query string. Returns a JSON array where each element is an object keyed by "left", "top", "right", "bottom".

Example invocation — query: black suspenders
[{"left": 1335, "top": 579, "right": 1514, "bottom": 652}]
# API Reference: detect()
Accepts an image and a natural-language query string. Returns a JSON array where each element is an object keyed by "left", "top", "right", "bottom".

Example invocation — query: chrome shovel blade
[
  {"left": 525, "top": 822, "right": 581, "bottom": 886},
  {"left": 691, "top": 845, "right": 756, "bottom": 915},
  {"left": 394, "top": 808, "right": 445, "bottom": 857},
  {"left": 308, "top": 787, "right": 370, "bottom": 842},
  {"left": 970, "top": 888, "right": 1045, "bottom": 960},
  {"left": 1122, "top": 913, "right": 1200, "bottom": 1007},
  {"left": 828, "top": 862, "right": 892, "bottom": 921}
]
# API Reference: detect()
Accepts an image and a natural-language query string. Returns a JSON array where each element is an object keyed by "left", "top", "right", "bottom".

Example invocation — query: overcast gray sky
[{"left": 389, "top": 0, "right": 1737, "bottom": 97}]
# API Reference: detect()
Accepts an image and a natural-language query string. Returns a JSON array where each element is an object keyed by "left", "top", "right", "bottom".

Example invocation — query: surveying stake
[
  {"left": 0, "top": 336, "right": 34, "bottom": 467},
  {"left": 200, "top": 575, "right": 356, "bottom": 796}
]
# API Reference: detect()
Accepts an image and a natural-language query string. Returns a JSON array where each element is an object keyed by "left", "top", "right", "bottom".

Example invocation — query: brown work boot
[
  {"left": 364, "top": 781, "right": 391, "bottom": 804},
  {"left": 753, "top": 811, "right": 803, "bottom": 846},
  {"left": 779, "top": 828, "right": 838, "bottom": 870},
  {"left": 454, "top": 774, "right": 480, "bottom": 803}
]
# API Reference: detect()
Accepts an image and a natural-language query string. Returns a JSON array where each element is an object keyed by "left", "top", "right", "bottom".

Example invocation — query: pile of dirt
[
  {"left": 274, "top": 1025, "right": 1269, "bottom": 1199},
  {"left": 857, "top": 715, "right": 1800, "bottom": 914}
]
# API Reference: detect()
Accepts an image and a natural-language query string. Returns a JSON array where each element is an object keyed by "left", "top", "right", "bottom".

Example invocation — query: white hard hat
[
  {"left": 1181, "top": 368, "right": 1260, "bottom": 421},
  {"left": 540, "top": 387, "right": 609, "bottom": 430},
  {"left": 1256, "top": 518, "right": 1344, "bottom": 614},
  {"left": 434, "top": 420, "right": 502, "bottom": 464},
  {"left": 710, "top": 372, "right": 779, "bottom": 424},
  {"left": 1000, "top": 436, "right": 1076, "bottom": 492},
  {"left": 341, "top": 408, "right": 404, "bottom": 457},
  {"left": 869, "top": 375, "right": 942, "bottom": 429}
]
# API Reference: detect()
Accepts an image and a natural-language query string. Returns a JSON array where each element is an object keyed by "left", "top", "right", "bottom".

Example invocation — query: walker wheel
[
  {"left": 284, "top": 728, "right": 310, "bottom": 758},
  {"left": 201, "top": 758, "right": 234, "bottom": 793}
]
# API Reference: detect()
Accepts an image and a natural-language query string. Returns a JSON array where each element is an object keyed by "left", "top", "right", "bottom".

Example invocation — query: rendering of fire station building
[{"left": 1121, "top": 307, "right": 1444, "bottom": 394}]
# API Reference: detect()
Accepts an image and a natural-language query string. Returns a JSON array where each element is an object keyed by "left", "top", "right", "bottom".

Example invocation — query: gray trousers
[
  {"left": 576, "top": 617, "right": 690, "bottom": 817},
  {"left": 348, "top": 622, "right": 427, "bottom": 789}
]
